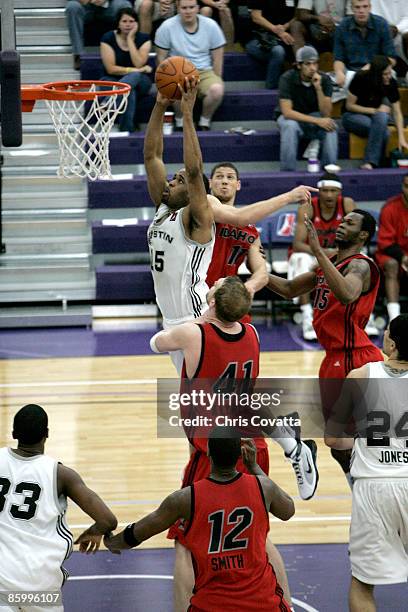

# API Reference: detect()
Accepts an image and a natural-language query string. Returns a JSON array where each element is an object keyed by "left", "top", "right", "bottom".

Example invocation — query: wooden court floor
[{"left": 0, "top": 350, "right": 352, "bottom": 548}]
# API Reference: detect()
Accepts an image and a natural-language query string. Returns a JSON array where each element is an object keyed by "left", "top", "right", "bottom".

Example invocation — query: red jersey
[
  {"left": 180, "top": 322, "right": 267, "bottom": 453},
  {"left": 184, "top": 474, "right": 290, "bottom": 612},
  {"left": 376, "top": 194, "right": 408, "bottom": 257},
  {"left": 206, "top": 223, "right": 259, "bottom": 288},
  {"left": 288, "top": 195, "right": 346, "bottom": 257},
  {"left": 313, "top": 254, "right": 380, "bottom": 355}
]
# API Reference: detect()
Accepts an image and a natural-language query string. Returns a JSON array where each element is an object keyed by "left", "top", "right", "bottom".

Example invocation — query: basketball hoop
[{"left": 21, "top": 80, "right": 131, "bottom": 181}]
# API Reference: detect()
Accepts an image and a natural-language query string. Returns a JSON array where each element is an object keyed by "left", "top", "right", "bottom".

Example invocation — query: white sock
[
  {"left": 273, "top": 431, "right": 298, "bottom": 456},
  {"left": 387, "top": 302, "right": 400, "bottom": 321},
  {"left": 301, "top": 303, "right": 313, "bottom": 321},
  {"left": 175, "top": 116, "right": 183, "bottom": 128},
  {"left": 198, "top": 116, "right": 210, "bottom": 127}
]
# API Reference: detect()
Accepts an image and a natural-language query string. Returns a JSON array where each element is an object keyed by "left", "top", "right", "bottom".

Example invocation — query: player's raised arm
[
  {"left": 245, "top": 238, "right": 269, "bottom": 296},
  {"left": 304, "top": 215, "right": 370, "bottom": 304},
  {"left": 181, "top": 77, "right": 214, "bottom": 243},
  {"left": 104, "top": 488, "right": 191, "bottom": 553},
  {"left": 211, "top": 185, "right": 319, "bottom": 227},
  {"left": 58, "top": 464, "right": 117, "bottom": 554},
  {"left": 144, "top": 91, "right": 172, "bottom": 208}
]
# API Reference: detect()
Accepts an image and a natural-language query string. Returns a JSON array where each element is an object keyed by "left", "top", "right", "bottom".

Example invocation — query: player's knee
[{"left": 384, "top": 258, "right": 399, "bottom": 277}]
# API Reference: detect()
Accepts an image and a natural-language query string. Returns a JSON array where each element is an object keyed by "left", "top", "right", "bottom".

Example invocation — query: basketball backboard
[{"left": 0, "top": 0, "right": 22, "bottom": 147}]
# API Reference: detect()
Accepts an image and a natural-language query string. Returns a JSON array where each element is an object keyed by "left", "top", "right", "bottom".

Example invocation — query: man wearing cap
[
  {"left": 277, "top": 45, "right": 338, "bottom": 171},
  {"left": 287, "top": 171, "right": 355, "bottom": 339}
]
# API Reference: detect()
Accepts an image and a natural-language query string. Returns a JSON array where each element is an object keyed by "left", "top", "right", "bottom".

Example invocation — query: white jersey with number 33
[
  {"left": 0, "top": 448, "right": 73, "bottom": 591},
  {"left": 351, "top": 362, "right": 408, "bottom": 479},
  {"left": 148, "top": 204, "right": 214, "bottom": 326}
]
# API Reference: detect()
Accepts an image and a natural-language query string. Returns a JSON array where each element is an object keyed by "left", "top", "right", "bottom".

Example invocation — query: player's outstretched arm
[
  {"left": 267, "top": 270, "right": 316, "bottom": 299},
  {"left": 181, "top": 78, "right": 213, "bottom": 243},
  {"left": 150, "top": 323, "right": 201, "bottom": 353},
  {"left": 58, "top": 464, "right": 117, "bottom": 554},
  {"left": 144, "top": 92, "right": 172, "bottom": 208},
  {"left": 104, "top": 488, "right": 191, "bottom": 553},
  {"left": 304, "top": 215, "right": 370, "bottom": 304},
  {"left": 212, "top": 185, "right": 319, "bottom": 228}
]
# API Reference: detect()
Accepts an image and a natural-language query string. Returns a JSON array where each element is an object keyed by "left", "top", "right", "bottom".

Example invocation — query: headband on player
[{"left": 317, "top": 179, "right": 342, "bottom": 189}]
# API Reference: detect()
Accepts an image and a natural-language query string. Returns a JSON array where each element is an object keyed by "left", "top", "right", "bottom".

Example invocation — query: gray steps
[
  {"left": 0, "top": 305, "right": 93, "bottom": 329},
  {"left": 15, "top": 0, "right": 66, "bottom": 8},
  {"left": 0, "top": 288, "right": 95, "bottom": 304},
  {"left": 4, "top": 237, "right": 92, "bottom": 255},
  {"left": 2, "top": 175, "right": 85, "bottom": 192},
  {"left": 3, "top": 219, "right": 88, "bottom": 238},
  {"left": 2, "top": 195, "right": 87, "bottom": 210},
  {"left": 0, "top": 0, "right": 96, "bottom": 327},
  {"left": 0, "top": 264, "right": 92, "bottom": 284}
]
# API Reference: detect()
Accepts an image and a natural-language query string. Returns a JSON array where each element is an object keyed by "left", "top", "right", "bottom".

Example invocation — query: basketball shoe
[{"left": 286, "top": 439, "right": 319, "bottom": 500}]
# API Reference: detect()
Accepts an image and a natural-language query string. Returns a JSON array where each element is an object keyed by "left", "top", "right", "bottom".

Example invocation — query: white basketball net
[{"left": 45, "top": 83, "right": 130, "bottom": 181}]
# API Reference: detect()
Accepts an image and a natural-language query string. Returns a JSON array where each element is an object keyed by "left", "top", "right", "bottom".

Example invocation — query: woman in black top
[
  {"left": 100, "top": 7, "right": 152, "bottom": 131},
  {"left": 342, "top": 55, "right": 408, "bottom": 169}
]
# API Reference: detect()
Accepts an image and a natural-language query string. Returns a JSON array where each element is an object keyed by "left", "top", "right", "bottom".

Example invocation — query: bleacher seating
[
  {"left": 89, "top": 169, "right": 408, "bottom": 210},
  {"left": 108, "top": 130, "right": 350, "bottom": 164},
  {"left": 81, "top": 52, "right": 267, "bottom": 82}
]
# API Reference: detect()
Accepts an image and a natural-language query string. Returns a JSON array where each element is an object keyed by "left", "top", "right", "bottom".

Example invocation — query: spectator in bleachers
[
  {"left": 370, "top": 0, "right": 408, "bottom": 68},
  {"left": 376, "top": 173, "right": 408, "bottom": 321},
  {"left": 100, "top": 7, "right": 153, "bottom": 132},
  {"left": 134, "top": 0, "right": 176, "bottom": 36},
  {"left": 288, "top": 171, "right": 355, "bottom": 339},
  {"left": 342, "top": 55, "right": 408, "bottom": 169},
  {"left": 199, "top": 0, "right": 235, "bottom": 45},
  {"left": 333, "top": 0, "right": 397, "bottom": 89},
  {"left": 245, "top": 0, "right": 297, "bottom": 89},
  {"left": 277, "top": 45, "right": 338, "bottom": 171},
  {"left": 293, "top": 0, "right": 351, "bottom": 53},
  {"left": 154, "top": 0, "right": 226, "bottom": 130},
  {"left": 66, "top": 0, "right": 132, "bottom": 70}
]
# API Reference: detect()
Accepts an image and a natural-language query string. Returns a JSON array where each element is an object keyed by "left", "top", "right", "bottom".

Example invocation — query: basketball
[{"left": 155, "top": 56, "right": 199, "bottom": 100}]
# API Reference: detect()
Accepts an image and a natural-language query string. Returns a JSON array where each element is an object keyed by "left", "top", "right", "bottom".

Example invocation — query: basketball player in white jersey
[
  {"left": 145, "top": 79, "right": 318, "bottom": 372},
  {"left": 0, "top": 404, "right": 117, "bottom": 612},
  {"left": 325, "top": 314, "right": 408, "bottom": 612}
]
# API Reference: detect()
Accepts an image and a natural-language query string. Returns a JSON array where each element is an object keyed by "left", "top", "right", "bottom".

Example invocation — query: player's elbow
[
  {"left": 338, "top": 292, "right": 357, "bottom": 305},
  {"left": 97, "top": 511, "right": 118, "bottom": 533},
  {"left": 277, "top": 499, "right": 295, "bottom": 521}
]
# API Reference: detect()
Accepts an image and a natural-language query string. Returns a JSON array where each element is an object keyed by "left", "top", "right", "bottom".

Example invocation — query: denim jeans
[
  {"left": 277, "top": 112, "right": 339, "bottom": 171},
  {"left": 103, "top": 72, "right": 152, "bottom": 132},
  {"left": 342, "top": 111, "right": 389, "bottom": 166},
  {"left": 66, "top": 0, "right": 132, "bottom": 55},
  {"left": 245, "top": 38, "right": 286, "bottom": 89}
]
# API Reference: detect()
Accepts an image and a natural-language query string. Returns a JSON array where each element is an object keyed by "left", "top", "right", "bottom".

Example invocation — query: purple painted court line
[
  {"left": 63, "top": 545, "right": 406, "bottom": 611},
  {"left": 0, "top": 321, "right": 383, "bottom": 360}
]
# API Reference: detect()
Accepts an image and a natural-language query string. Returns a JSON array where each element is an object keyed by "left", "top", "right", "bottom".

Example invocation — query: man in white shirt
[
  {"left": 154, "top": 0, "right": 226, "bottom": 130},
  {"left": 371, "top": 0, "right": 408, "bottom": 64}
]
